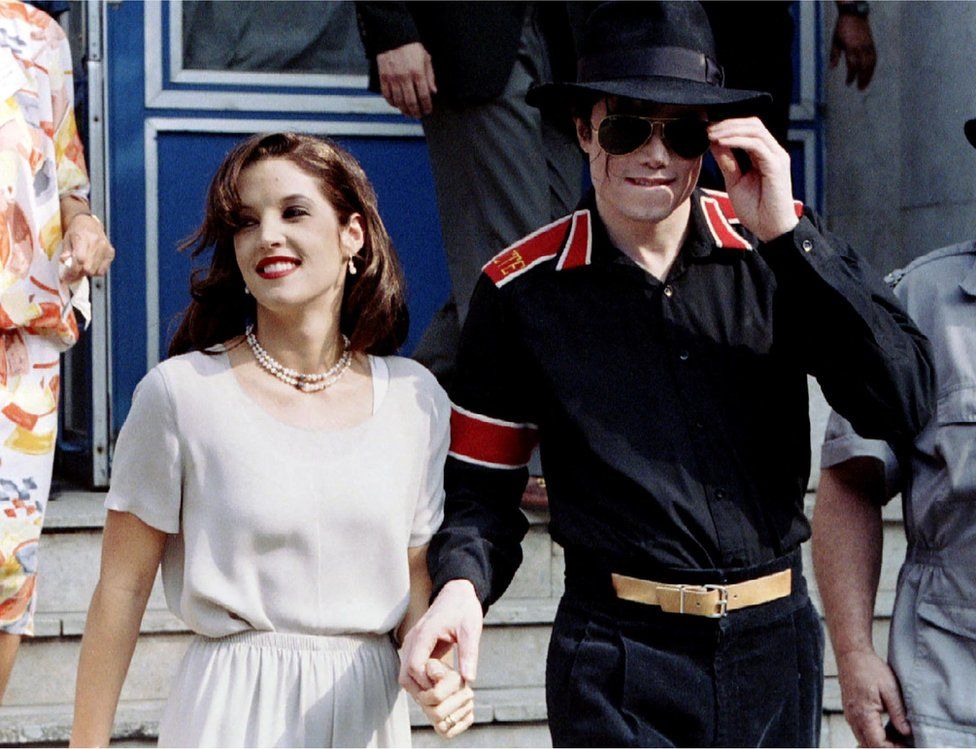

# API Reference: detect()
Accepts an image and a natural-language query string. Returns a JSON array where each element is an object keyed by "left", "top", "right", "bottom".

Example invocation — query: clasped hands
[
  {"left": 399, "top": 579, "right": 484, "bottom": 738},
  {"left": 407, "top": 658, "right": 475, "bottom": 739}
]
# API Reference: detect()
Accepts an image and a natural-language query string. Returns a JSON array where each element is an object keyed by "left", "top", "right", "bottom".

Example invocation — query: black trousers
[{"left": 546, "top": 553, "right": 824, "bottom": 747}]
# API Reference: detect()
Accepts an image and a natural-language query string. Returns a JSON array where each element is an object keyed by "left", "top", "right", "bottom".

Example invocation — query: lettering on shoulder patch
[{"left": 482, "top": 214, "right": 574, "bottom": 287}]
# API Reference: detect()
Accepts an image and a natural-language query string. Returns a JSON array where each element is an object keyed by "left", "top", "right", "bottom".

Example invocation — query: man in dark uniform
[
  {"left": 355, "top": 2, "right": 587, "bottom": 385},
  {"left": 399, "top": 3, "right": 935, "bottom": 746}
]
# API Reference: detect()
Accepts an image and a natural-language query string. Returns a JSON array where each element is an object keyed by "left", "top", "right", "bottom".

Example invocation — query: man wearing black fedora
[
  {"left": 814, "top": 118, "right": 976, "bottom": 748},
  {"left": 400, "top": 3, "right": 935, "bottom": 745}
]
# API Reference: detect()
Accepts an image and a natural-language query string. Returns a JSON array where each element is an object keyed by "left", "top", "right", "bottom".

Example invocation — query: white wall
[{"left": 824, "top": 1, "right": 976, "bottom": 273}]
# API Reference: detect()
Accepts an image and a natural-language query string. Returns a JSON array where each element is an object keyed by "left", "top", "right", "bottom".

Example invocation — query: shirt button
[
  {"left": 715, "top": 489, "right": 727, "bottom": 500},
  {"left": 663, "top": 285, "right": 674, "bottom": 297},
  {"left": 678, "top": 350, "right": 689, "bottom": 361},
  {"left": 801, "top": 239, "right": 814, "bottom": 252}
]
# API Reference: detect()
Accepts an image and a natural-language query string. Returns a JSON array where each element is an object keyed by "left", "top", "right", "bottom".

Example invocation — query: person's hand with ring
[{"left": 414, "top": 659, "right": 475, "bottom": 738}]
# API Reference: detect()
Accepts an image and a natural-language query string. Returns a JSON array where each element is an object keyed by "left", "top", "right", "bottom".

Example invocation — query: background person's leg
[
  {"left": 0, "top": 334, "right": 62, "bottom": 703},
  {"left": 414, "top": 10, "right": 582, "bottom": 384},
  {"left": 0, "top": 632, "right": 21, "bottom": 703}
]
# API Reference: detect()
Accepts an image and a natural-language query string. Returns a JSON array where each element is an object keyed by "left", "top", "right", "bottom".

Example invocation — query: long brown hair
[{"left": 168, "top": 132, "right": 408, "bottom": 357}]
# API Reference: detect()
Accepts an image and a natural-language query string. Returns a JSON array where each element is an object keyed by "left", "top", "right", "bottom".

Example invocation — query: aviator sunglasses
[{"left": 596, "top": 115, "right": 711, "bottom": 159}]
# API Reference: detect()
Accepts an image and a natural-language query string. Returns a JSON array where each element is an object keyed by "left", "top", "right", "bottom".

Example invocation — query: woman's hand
[{"left": 413, "top": 659, "right": 475, "bottom": 739}]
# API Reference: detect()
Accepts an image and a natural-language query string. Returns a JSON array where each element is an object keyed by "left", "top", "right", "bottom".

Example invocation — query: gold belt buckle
[
  {"left": 658, "top": 583, "right": 730, "bottom": 618},
  {"left": 703, "top": 584, "right": 729, "bottom": 618}
]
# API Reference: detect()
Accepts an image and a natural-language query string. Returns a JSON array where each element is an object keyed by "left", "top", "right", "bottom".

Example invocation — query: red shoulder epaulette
[
  {"left": 483, "top": 210, "right": 591, "bottom": 287},
  {"left": 699, "top": 188, "right": 805, "bottom": 251}
]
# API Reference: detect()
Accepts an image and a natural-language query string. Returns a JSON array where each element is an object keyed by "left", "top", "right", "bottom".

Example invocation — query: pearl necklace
[{"left": 245, "top": 324, "right": 352, "bottom": 393}]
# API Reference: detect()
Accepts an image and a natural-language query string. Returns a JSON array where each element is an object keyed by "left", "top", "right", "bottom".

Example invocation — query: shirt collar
[{"left": 582, "top": 188, "right": 752, "bottom": 273}]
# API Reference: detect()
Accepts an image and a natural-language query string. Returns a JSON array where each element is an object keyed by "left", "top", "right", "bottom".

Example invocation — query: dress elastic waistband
[{"left": 203, "top": 630, "right": 391, "bottom": 653}]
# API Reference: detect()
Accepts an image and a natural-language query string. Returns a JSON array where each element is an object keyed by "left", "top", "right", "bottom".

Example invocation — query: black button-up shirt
[{"left": 430, "top": 189, "right": 935, "bottom": 608}]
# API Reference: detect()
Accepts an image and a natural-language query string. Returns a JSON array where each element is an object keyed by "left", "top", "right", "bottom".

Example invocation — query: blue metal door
[
  {"left": 98, "top": 0, "right": 825, "bottom": 486},
  {"left": 103, "top": 0, "right": 449, "bottom": 473}
]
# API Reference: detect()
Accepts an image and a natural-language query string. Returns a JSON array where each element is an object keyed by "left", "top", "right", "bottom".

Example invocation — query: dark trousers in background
[
  {"left": 546, "top": 553, "right": 824, "bottom": 747},
  {"left": 412, "top": 6, "right": 583, "bottom": 387}
]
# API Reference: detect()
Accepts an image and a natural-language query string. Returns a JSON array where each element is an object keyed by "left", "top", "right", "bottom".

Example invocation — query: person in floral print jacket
[{"left": 0, "top": 0, "right": 114, "bottom": 702}]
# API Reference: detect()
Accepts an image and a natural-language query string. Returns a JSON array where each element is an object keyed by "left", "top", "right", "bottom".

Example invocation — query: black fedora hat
[
  {"left": 966, "top": 119, "right": 976, "bottom": 149},
  {"left": 527, "top": 1, "right": 770, "bottom": 116}
]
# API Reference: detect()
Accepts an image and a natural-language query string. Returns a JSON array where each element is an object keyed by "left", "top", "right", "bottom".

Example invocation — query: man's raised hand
[{"left": 708, "top": 117, "right": 799, "bottom": 242}]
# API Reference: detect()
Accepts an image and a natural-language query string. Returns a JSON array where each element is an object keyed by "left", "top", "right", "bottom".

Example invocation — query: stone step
[
  {"left": 36, "top": 493, "right": 907, "bottom": 617},
  {"left": 19, "top": 486, "right": 905, "bottom": 749},
  {"left": 34, "top": 495, "right": 563, "bottom": 615},
  {"left": 0, "top": 687, "right": 550, "bottom": 748},
  {"left": 821, "top": 712, "right": 857, "bottom": 749},
  {"left": 8, "top": 599, "right": 894, "bottom": 707},
  {"left": 3, "top": 607, "right": 555, "bottom": 707},
  {"left": 1, "top": 681, "right": 862, "bottom": 748}
]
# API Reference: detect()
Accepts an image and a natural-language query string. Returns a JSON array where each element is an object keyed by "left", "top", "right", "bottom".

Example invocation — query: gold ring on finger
[{"left": 444, "top": 714, "right": 455, "bottom": 728}]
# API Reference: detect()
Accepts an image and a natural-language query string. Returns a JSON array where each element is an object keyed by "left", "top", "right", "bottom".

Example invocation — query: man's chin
[{"left": 621, "top": 201, "right": 681, "bottom": 225}]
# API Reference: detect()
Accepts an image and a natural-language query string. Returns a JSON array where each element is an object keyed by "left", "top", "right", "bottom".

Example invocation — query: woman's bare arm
[{"left": 70, "top": 510, "right": 167, "bottom": 747}]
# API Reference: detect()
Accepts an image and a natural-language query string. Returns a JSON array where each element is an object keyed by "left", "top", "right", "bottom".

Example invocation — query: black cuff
[{"left": 756, "top": 216, "right": 837, "bottom": 280}]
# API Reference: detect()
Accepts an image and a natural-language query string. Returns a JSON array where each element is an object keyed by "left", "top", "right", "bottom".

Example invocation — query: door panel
[{"left": 106, "top": 0, "right": 448, "bottom": 444}]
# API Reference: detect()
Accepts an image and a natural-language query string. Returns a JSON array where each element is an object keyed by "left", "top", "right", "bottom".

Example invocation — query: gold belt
[{"left": 610, "top": 568, "right": 792, "bottom": 618}]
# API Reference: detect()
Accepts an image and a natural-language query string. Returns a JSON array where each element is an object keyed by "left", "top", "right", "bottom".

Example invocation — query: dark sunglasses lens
[
  {"left": 598, "top": 116, "right": 653, "bottom": 155},
  {"left": 662, "top": 120, "right": 710, "bottom": 159}
]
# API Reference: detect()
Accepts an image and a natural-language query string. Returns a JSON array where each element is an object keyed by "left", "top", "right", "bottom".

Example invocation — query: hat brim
[
  {"left": 966, "top": 119, "right": 976, "bottom": 149},
  {"left": 527, "top": 77, "right": 771, "bottom": 119}
]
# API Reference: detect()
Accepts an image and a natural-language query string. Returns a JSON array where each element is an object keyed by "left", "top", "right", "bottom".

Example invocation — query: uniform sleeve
[
  {"left": 820, "top": 409, "right": 901, "bottom": 502},
  {"left": 759, "top": 211, "right": 935, "bottom": 455},
  {"left": 50, "top": 26, "right": 89, "bottom": 201},
  {"left": 427, "top": 275, "right": 536, "bottom": 610},
  {"left": 409, "top": 381, "right": 450, "bottom": 547},
  {"left": 354, "top": 2, "right": 421, "bottom": 58},
  {"left": 104, "top": 368, "right": 182, "bottom": 533}
]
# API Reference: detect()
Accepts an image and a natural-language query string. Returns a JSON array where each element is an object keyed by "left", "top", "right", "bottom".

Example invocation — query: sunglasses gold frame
[{"left": 594, "top": 115, "right": 711, "bottom": 158}]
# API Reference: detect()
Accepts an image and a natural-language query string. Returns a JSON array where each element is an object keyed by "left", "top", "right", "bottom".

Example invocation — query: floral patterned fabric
[{"left": 0, "top": 0, "right": 89, "bottom": 636}]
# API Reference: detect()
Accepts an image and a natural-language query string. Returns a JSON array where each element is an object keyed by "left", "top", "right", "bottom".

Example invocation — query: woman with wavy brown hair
[{"left": 70, "top": 133, "right": 473, "bottom": 747}]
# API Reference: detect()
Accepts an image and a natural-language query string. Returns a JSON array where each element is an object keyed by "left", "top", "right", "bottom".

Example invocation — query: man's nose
[{"left": 639, "top": 125, "right": 669, "bottom": 166}]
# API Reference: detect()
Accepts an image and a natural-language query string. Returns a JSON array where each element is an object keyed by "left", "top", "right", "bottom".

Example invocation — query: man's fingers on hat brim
[
  {"left": 708, "top": 135, "right": 780, "bottom": 171},
  {"left": 710, "top": 144, "right": 741, "bottom": 179}
]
